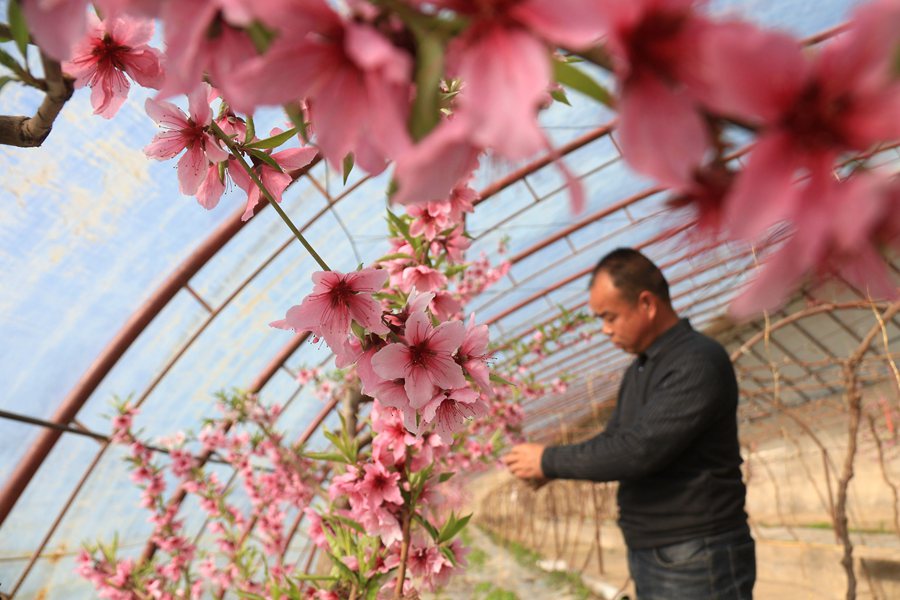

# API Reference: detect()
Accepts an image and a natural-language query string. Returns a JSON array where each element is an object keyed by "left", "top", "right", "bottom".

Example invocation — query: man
[{"left": 502, "top": 248, "right": 754, "bottom": 599}]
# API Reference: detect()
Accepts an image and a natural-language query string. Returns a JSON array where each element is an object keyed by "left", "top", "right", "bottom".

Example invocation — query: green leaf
[
  {"left": 245, "top": 147, "right": 283, "bottom": 171},
  {"left": 341, "top": 153, "right": 354, "bottom": 185},
  {"left": 244, "top": 115, "right": 256, "bottom": 145},
  {"left": 237, "top": 592, "right": 267, "bottom": 600},
  {"left": 550, "top": 87, "right": 571, "bottom": 106},
  {"left": 414, "top": 513, "right": 440, "bottom": 542},
  {"left": 246, "top": 127, "right": 298, "bottom": 150},
  {"left": 438, "top": 471, "right": 455, "bottom": 483},
  {"left": 303, "top": 451, "right": 349, "bottom": 463},
  {"left": 323, "top": 428, "right": 343, "bottom": 448},
  {"left": 350, "top": 320, "right": 366, "bottom": 340},
  {"left": 375, "top": 252, "right": 416, "bottom": 263},
  {"left": 247, "top": 21, "right": 275, "bottom": 53},
  {"left": 438, "top": 512, "right": 471, "bottom": 544},
  {"left": 291, "top": 574, "right": 339, "bottom": 582},
  {"left": 8, "top": 0, "right": 30, "bottom": 59},
  {"left": 553, "top": 59, "right": 614, "bottom": 108},
  {"left": 329, "top": 514, "right": 366, "bottom": 534},
  {"left": 328, "top": 551, "right": 360, "bottom": 583},
  {"left": 444, "top": 264, "right": 467, "bottom": 277},
  {"left": 408, "top": 31, "right": 444, "bottom": 140},
  {"left": 385, "top": 210, "right": 418, "bottom": 249},
  {"left": 489, "top": 372, "right": 516, "bottom": 387},
  {"left": 439, "top": 545, "right": 458, "bottom": 566}
]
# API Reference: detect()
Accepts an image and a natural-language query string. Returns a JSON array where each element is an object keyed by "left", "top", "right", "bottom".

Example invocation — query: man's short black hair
[{"left": 590, "top": 248, "right": 671, "bottom": 306}]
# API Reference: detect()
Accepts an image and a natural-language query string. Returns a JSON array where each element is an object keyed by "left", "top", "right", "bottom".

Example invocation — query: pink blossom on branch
[
  {"left": 401, "top": 264, "right": 448, "bottom": 293},
  {"left": 420, "top": 387, "right": 488, "bottom": 443},
  {"left": 731, "top": 172, "right": 900, "bottom": 317},
  {"left": 698, "top": 2, "right": 900, "bottom": 241},
  {"left": 230, "top": 141, "right": 318, "bottom": 221},
  {"left": 270, "top": 268, "right": 389, "bottom": 354},
  {"left": 143, "top": 84, "right": 229, "bottom": 196},
  {"left": 359, "top": 461, "right": 404, "bottom": 508},
  {"left": 371, "top": 310, "right": 466, "bottom": 409},
  {"left": 226, "top": 5, "right": 412, "bottom": 173},
  {"left": 438, "top": 0, "right": 607, "bottom": 159},
  {"left": 457, "top": 314, "right": 492, "bottom": 394},
  {"left": 21, "top": 0, "right": 92, "bottom": 61},
  {"left": 599, "top": 0, "right": 714, "bottom": 188},
  {"left": 155, "top": 0, "right": 258, "bottom": 99},
  {"left": 392, "top": 116, "right": 483, "bottom": 206},
  {"left": 62, "top": 14, "right": 163, "bottom": 118}
]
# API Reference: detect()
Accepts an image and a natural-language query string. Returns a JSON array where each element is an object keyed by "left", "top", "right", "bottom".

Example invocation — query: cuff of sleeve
[{"left": 540, "top": 446, "right": 558, "bottom": 479}]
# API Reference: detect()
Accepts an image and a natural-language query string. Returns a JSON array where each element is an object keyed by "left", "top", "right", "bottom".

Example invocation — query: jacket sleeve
[{"left": 540, "top": 353, "right": 729, "bottom": 482}]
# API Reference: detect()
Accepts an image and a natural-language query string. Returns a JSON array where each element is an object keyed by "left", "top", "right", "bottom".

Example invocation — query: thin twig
[{"left": 208, "top": 120, "right": 331, "bottom": 271}]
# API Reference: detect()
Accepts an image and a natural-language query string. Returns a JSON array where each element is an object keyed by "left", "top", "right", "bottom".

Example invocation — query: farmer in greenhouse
[{"left": 503, "top": 248, "right": 754, "bottom": 599}]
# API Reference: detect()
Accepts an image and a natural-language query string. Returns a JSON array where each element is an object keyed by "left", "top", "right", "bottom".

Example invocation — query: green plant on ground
[
  {"left": 467, "top": 546, "right": 488, "bottom": 570},
  {"left": 474, "top": 581, "right": 520, "bottom": 600},
  {"left": 477, "top": 525, "right": 598, "bottom": 599}
]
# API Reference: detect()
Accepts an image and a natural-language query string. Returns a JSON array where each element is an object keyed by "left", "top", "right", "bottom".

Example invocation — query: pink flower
[
  {"left": 457, "top": 315, "right": 492, "bottom": 394},
  {"left": 392, "top": 116, "right": 482, "bottom": 206},
  {"left": 372, "top": 402, "right": 416, "bottom": 465},
  {"left": 408, "top": 204, "right": 452, "bottom": 241},
  {"left": 195, "top": 163, "right": 227, "bottom": 210},
  {"left": 437, "top": 0, "right": 606, "bottom": 159},
  {"left": 270, "top": 268, "right": 389, "bottom": 354},
  {"left": 22, "top": 0, "right": 91, "bottom": 61},
  {"left": 731, "top": 172, "right": 900, "bottom": 317},
  {"left": 401, "top": 265, "right": 448, "bottom": 293},
  {"left": 358, "top": 346, "right": 419, "bottom": 430},
  {"left": 445, "top": 183, "right": 478, "bottom": 222},
  {"left": 699, "top": 3, "right": 900, "bottom": 240},
  {"left": 63, "top": 14, "right": 163, "bottom": 118},
  {"left": 230, "top": 140, "right": 318, "bottom": 221},
  {"left": 420, "top": 387, "right": 487, "bottom": 443},
  {"left": 143, "top": 84, "right": 229, "bottom": 196},
  {"left": 433, "top": 226, "right": 471, "bottom": 264},
  {"left": 430, "top": 291, "right": 462, "bottom": 323},
  {"left": 599, "top": 0, "right": 715, "bottom": 187},
  {"left": 405, "top": 539, "right": 442, "bottom": 584},
  {"left": 227, "top": 7, "right": 412, "bottom": 172},
  {"left": 156, "top": 0, "right": 257, "bottom": 99},
  {"left": 359, "top": 462, "right": 403, "bottom": 508},
  {"left": 371, "top": 311, "right": 466, "bottom": 409},
  {"left": 355, "top": 504, "right": 402, "bottom": 546},
  {"left": 449, "top": 23, "right": 550, "bottom": 160}
]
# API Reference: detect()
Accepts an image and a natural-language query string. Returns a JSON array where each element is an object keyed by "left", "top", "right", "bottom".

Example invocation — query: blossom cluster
[
  {"left": 22, "top": 0, "right": 899, "bottom": 314},
  {"left": 78, "top": 393, "right": 326, "bottom": 599}
]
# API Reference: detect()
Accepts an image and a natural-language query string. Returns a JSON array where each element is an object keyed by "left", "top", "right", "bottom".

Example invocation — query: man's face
[{"left": 589, "top": 271, "right": 654, "bottom": 354}]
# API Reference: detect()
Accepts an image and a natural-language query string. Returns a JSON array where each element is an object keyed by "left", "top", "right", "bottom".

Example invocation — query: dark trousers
[{"left": 627, "top": 525, "right": 756, "bottom": 599}]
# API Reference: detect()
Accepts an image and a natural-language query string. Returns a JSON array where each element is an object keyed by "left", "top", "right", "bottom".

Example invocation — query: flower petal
[
  {"left": 372, "top": 343, "right": 410, "bottom": 381},
  {"left": 617, "top": 74, "right": 708, "bottom": 188},
  {"left": 426, "top": 354, "right": 467, "bottom": 391},
  {"left": 724, "top": 133, "right": 800, "bottom": 240},
  {"left": 428, "top": 320, "right": 465, "bottom": 354},
  {"left": 696, "top": 21, "right": 807, "bottom": 123},
  {"left": 453, "top": 24, "right": 548, "bottom": 160},
  {"left": 405, "top": 367, "right": 436, "bottom": 409},
  {"left": 177, "top": 145, "right": 208, "bottom": 195}
]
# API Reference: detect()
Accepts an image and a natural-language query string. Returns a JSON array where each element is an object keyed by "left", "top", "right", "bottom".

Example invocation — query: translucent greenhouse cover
[{"left": 0, "top": 0, "right": 870, "bottom": 596}]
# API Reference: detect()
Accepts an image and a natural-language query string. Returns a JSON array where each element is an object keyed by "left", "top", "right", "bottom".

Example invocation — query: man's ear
[{"left": 639, "top": 290, "right": 657, "bottom": 319}]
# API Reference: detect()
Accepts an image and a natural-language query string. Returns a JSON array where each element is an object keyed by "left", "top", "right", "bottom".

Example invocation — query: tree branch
[{"left": 0, "top": 51, "right": 73, "bottom": 148}]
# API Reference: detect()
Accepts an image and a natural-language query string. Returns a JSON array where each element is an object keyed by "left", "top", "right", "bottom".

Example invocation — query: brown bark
[{"left": 0, "top": 52, "right": 73, "bottom": 148}]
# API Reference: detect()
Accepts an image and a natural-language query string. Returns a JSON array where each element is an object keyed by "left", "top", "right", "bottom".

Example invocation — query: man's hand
[{"left": 502, "top": 443, "right": 546, "bottom": 480}]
